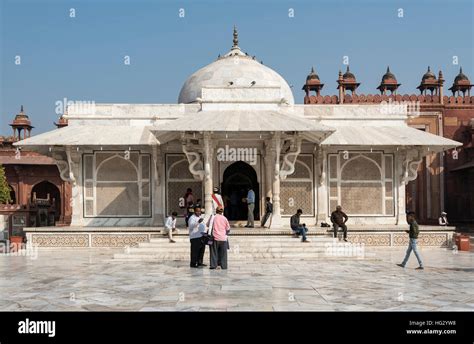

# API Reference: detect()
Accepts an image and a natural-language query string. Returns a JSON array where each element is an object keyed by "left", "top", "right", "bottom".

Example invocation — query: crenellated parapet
[{"left": 304, "top": 94, "right": 474, "bottom": 105}]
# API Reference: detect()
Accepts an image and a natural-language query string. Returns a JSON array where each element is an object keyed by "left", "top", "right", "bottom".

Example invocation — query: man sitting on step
[
  {"left": 163, "top": 211, "right": 178, "bottom": 243},
  {"left": 290, "top": 209, "right": 310, "bottom": 243}
]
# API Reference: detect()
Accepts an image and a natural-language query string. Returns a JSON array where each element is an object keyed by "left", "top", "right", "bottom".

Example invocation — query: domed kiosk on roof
[{"left": 178, "top": 27, "right": 294, "bottom": 105}]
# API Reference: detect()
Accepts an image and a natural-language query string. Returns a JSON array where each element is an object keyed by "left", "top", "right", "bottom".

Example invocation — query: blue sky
[{"left": 1, "top": 0, "right": 473, "bottom": 134}]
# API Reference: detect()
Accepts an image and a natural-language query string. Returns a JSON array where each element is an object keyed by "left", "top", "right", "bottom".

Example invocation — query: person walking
[
  {"left": 163, "top": 211, "right": 178, "bottom": 243},
  {"left": 331, "top": 205, "right": 349, "bottom": 242},
  {"left": 188, "top": 207, "right": 207, "bottom": 268},
  {"left": 208, "top": 206, "right": 230, "bottom": 270},
  {"left": 260, "top": 197, "right": 273, "bottom": 228},
  {"left": 244, "top": 187, "right": 255, "bottom": 228},
  {"left": 290, "top": 209, "right": 310, "bottom": 243},
  {"left": 397, "top": 211, "right": 424, "bottom": 270}
]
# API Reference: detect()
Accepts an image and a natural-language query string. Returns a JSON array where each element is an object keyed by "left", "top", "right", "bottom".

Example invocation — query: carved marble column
[
  {"left": 152, "top": 145, "right": 165, "bottom": 226},
  {"left": 271, "top": 132, "right": 282, "bottom": 226},
  {"left": 203, "top": 132, "right": 213, "bottom": 218},
  {"left": 396, "top": 148, "right": 423, "bottom": 225},
  {"left": 315, "top": 145, "right": 328, "bottom": 221},
  {"left": 52, "top": 146, "right": 83, "bottom": 226},
  {"left": 264, "top": 141, "right": 273, "bottom": 200}
]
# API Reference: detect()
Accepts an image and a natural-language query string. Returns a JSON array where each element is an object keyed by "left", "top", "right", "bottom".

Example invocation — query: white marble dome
[{"left": 178, "top": 35, "right": 294, "bottom": 105}]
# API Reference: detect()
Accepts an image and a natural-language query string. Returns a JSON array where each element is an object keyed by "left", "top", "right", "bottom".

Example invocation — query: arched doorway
[
  {"left": 222, "top": 161, "right": 259, "bottom": 221},
  {"left": 31, "top": 181, "right": 61, "bottom": 222}
]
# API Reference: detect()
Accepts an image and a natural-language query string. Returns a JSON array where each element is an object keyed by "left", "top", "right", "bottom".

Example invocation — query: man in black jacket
[
  {"left": 397, "top": 211, "right": 424, "bottom": 270},
  {"left": 331, "top": 205, "right": 349, "bottom": 242},
  {"left": 290, "top": 209, "right": 310, "bottom": 243}
]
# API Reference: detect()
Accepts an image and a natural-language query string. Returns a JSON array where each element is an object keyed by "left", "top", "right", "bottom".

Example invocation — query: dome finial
[
  {"left": 460, "top": 66, "right": 463, "bottom": 73},
  {"left": 233, "top": 25, "right": 238, "bottom": 48},
  {"left": 20, "top": 105, "right": 24, "bottom": 113},
  {"left": 387, "top": 66, "right": 390, "bottom": 73},
  {"left": 427, "top": 66, "right": 431, "bottom": 72}
]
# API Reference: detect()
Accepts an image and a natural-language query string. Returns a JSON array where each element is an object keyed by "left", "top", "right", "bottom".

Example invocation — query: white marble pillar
[
  {"left": 68, "top": 147, "right": 83, "bottom": 226},
  {"left": 395, "top": 150, "right": 407, "bottom": 226},
  {"left": 271, "top": 133, "right": 282, "bottom": 227},
  {"left": 315, "top": 145, "right": 328, "bottom": 222},
  {"left": 264, "top": 141, "right": 273, "bottom": 200},
  {"left": 203, "top": 133, "right": 213, "bottom": 218},
  {"left": 152, "top": 146, "right": 165, "bottom": 226}
]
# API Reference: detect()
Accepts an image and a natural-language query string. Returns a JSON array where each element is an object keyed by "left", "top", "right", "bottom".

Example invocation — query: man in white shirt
[
  {"left": 188, "top": 207, "right": 207, "bottom": 268},
  {"left": 439, "top": 212, "right": 449, "bottom": 226},
  {"left": 163, "top": 211, "right": 178, "bottom": 243}
]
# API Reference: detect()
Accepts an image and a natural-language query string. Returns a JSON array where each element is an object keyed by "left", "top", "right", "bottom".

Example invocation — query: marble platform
[{"left": 0, "top": 246, "right": 472, "bottom": 311}]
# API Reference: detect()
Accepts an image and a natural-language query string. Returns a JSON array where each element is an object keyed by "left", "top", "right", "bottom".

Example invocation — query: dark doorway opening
[
  {"left": 222, "top": 161, "right": 259, "bottom": 221},
  {"left": 31, "top": 181, "right": 61, "bottom": 222},
  {"left": 8, "top": 185, "right": 16, "bottom": 204}
]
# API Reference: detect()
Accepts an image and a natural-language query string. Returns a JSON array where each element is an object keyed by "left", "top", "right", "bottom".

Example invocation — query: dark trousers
[
  {"left": 333, "top": 223, "right": 348, "bottom": 239},
  {"left": 190, "top": 237, "right": 205, "bottom": 267},
  {"left": 210, "top": 240, "right": 228, "bottom": 269},
  {"left": 261, "top": 212, "right": 272, "bottom": 226}
]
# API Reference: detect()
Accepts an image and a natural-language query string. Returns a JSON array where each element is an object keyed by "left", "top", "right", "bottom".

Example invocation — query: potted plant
[{"left": 9, "top": 235, "right": 23, "bottom": 252}]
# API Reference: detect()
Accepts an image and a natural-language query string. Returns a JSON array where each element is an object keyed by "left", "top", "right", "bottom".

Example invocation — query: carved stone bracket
[
  {"left": 52, "top": 147, "right": 77, "bottom": 186},
  {"left": 181, "top": 137, "right": 205, "bottom": 181},
  {"left": 280, "top": 136, "right": 302, "bottom": 180},
  {"left": 401, "top": 149, "right": 423, "bottom": 184}
]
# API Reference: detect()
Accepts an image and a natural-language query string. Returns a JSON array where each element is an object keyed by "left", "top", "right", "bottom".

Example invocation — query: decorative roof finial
[
  {"left": 311, "top": 66, "right": 315, "bottom": 73},
  {"left": 233, "top": 25, "right": 238, "bottom": 48},
  {"left": 427, "top": 66, "right": 431, "bottom": 72},
  {"left": 387, "top": 66, "right": 390, "bottom": 73},
  {"left": 20, "top": 105, "right": 24, "bottom": 113},
  {"left": 460, "top": 67, "right": 463, "bottom": 73}
]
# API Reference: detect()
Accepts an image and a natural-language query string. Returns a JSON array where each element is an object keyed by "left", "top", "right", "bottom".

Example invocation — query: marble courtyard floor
[{"left": 0, "top": 247, "right": 473, "bottom": 311}]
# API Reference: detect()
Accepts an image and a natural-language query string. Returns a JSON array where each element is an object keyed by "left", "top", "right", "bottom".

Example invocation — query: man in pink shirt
[{"left": 208, "top": 206, "right": 230, "bottom": 270}]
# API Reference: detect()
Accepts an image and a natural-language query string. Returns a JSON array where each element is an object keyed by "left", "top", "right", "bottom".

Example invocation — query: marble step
[
  {"left": 113, "top": 252, "right": 365, "bottom": 260},
  {"left": 139, "top": 242, "right": 337, "bottom": 249},
  {"left": 148, "top": 237, "right": 337, "bottom": 243},
  {"left": 125, "top": 247, "right": 331, "bottom": 254}
]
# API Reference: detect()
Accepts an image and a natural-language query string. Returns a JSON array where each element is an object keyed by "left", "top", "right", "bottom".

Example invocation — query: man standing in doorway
[
  {"left": 244, "top": 187, "right": 255, "bottom": 228},
  {"left": 397, "top": 211, "right": 424, "bottom": 270},
  {"left": 331, "top": 205, "right": 349, "bottom": 242}
]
